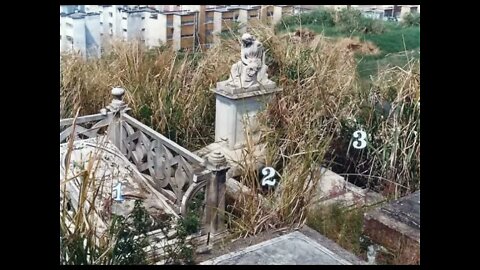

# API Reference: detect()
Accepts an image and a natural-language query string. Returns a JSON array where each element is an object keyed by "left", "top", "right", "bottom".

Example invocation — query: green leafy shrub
[{"left": 401, "top": 12, "right": 420, "bottom": 27}]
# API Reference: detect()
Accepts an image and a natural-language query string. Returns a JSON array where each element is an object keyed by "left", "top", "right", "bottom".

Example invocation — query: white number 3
[{"left": 352, "top": 130, "right": 367, "bottom": 149}]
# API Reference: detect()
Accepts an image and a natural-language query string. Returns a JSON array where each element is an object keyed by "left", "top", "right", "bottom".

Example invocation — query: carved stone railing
[
  {"left": 60, "top": 87, "right": 228, "bottom": 237},
  {"left": 119, "top": 113, "right": 212, "bottom": 217},
  {"left": 60, "top": 112, "right": 113, "bottom": 144}
]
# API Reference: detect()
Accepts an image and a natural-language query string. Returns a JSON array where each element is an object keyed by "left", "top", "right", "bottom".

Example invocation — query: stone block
[{"left": 362, "top": 191, "right": 420, "bottom": 264}]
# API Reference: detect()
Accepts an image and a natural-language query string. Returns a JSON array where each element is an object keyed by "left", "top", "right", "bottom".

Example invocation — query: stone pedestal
[{"left": 212, "top": 80, "right": 282, "bottom": 150}]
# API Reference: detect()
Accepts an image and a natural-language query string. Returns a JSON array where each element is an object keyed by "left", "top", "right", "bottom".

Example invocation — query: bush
[
  {"left": 337, "top": 8, "right": 385, "bottom": 34},
  {"left": 401, "top": 12, "right": 420, "bottom": 27},
  {"left": 276, "top": 8, "right": 335, "bottom": 31}
]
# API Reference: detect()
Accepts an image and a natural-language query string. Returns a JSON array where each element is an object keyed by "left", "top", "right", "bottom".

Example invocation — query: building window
[
  {"left": 181, "top": 34, "right": 193, "bottom": 38},
  {"left": 109, "top": 22, "right": 113, "bottom": 27},
  {"left": 182, "top": 20, "right": 195, "bottom": 25},
  {"left": 122, "top": 17, "right": 127, "bottom": 20},
  {"left": 123, "top": 29, "right": 127, "bottom": 32},
  {"left": 206, "top": 30, "right": 213, "bottom": 35},
  {"left": 109, "top": 12, "right": 113, "bottom": 17},
  {"left": 66, "top": 35, "right": 74, "bottom": 42},
  {"left": 267, "top": 11, "right": 273, "bottom": 16},
  {"left": 167, "top": 34, "right": 173, "bottom": 39},
  {"left": 150, "top": 14, "right": 158, "bottom": 19},
  {"left": 100, "top": 22, "right": 103, "bottom": 25},
  {"left": 142, "top": 16, "right": 145, "bottom": 20},
  {"left": 66, "top": 22, "right": 73, "bottom": 28},
  {"left": 142, "top": 28, "right": 145, "bottom": 31},
  {"left": 249, "top": 14, "right": 258, "bottom": 18}
]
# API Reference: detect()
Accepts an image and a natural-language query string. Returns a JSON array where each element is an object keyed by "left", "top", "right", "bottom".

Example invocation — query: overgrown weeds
[
  {"left": 61, "top": 19, "right": 419, "bottom": 241},
  {"left": 60, "top": 131, "right": 199, "bottom": 265}
]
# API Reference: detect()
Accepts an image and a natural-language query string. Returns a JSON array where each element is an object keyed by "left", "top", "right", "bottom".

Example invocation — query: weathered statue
[{"left": 226, "top": 33, "right": 272, "bottom": 89}]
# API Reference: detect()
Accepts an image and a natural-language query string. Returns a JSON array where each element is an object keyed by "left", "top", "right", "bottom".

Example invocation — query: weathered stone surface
[
  {"left": 200, "top": 230, "right": 365, "bottom": 265},
  {"left": 60, "top": 137, "right": 177, "bottom": 235},
  {"left": 309, "top": 167, "right": 385, "bottom": 210},
  {"left": 363, "top": 191, "right": 420, "bottom": 264},
  {"left": 195, "top": 141, "right": 266, "bottom": 179}
]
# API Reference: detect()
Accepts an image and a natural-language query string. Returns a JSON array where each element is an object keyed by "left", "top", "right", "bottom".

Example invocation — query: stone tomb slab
[{"left": 200, "top": 231, "right": 363, "bottom": 265}]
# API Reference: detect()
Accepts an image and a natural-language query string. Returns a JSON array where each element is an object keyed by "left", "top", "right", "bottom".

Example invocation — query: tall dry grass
[
  {"left": 226, "top": 23, "right": 361, "bottom": 236},
  {"left": 61, "top": 23, "right": 419, "bottom": 239},
  {"left": 61, "top": 39, "right": 237, "bottom": 150}
]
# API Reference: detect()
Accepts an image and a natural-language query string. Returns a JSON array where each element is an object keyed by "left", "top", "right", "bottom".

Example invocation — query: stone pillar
[
  {"left": 212, "top": 81, "right": 282, "bottom": 150},
  {"left": 204, "top": 151, "right": 229, "bottom": 235},
  {"left": 105, "top": 87, "right": 129, "bottom": 151}
]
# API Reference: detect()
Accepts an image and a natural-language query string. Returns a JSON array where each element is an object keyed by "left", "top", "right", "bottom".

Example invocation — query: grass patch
[
  {"left": 362, "top": 25, "right": 420, "bottom": 55},
  {"left": 277, "top": 9, "right": 420, "bottom": 79},
  {"left": 307, "top": 204, "right": 366, "bottom": 256}
]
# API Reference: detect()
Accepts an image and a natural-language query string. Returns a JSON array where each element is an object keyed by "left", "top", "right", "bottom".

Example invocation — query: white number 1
[
  {"left": 352, "top": 130, "right": 367, "bottom": 149},
  {"left": 113, "top": 182, "right": 124, "bottom": 202}
]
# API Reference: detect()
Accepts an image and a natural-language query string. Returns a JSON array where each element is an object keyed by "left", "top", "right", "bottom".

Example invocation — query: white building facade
[
  {"left": 60, "top": 5, "right": 299, "bottom": 57},
  {"left": 60, "top": 11, "right": 101, "bottom": 59}
]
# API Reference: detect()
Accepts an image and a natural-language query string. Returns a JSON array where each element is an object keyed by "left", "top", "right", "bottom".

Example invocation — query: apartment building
[
  {"left": 60, "top": 5, "right": 296, "bottom": 57},
  {"left": 355, "top": 5, "right": 420, "bottom": 20},
  {"left": 172, "top": 11, "right": 197, "bottom": 50},
  {"left": 60, "top": 11, "right": 101, "bottom": 59}
]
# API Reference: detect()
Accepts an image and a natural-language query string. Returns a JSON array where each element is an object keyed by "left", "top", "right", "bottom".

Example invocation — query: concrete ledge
[
  {"left": 200, "top": 229, "right": 365, "bottom": 265},
  {"left": 362, "top": 191, "right": 420, "bottom": 264}
]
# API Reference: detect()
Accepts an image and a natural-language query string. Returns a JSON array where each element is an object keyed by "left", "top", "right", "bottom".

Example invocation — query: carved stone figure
[{"left": 226, "top": 33, "right": 272, "bottom": 89}]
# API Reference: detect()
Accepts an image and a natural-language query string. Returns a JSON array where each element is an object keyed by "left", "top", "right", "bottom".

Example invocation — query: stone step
[{"left": 199, "top": 227, "right": 366, "bottom": 265}]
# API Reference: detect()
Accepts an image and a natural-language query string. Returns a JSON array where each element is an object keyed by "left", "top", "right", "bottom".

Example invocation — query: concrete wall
[
  {"left": 172, "top": 14, "right": 182, "bottom": 50},
  {"left": 213, "top": 11, "right": 222, "bottom": 34},
  {"left": 145, "top": 13, "right": 167, "bottom": 48},
  {"left": 84, "top": 14, "right": 101, "bottom": 58},
  {"left": 238, "top": 9, "right": 248, "bottom": 33},
  {"left": 71, "top": 17, "right": 86, "bottom": 57},
  {"left": 85, "top": 5, "right": 99, "bottom": 13},
  {"left": 60, "top": 16, "right": 66, "bottom": 52},
  {"left": 272, "top": 6, "right": 283, "bottom": 25},
  {"left": 126, "top": 12, "right": 143, "bottom": 41}
]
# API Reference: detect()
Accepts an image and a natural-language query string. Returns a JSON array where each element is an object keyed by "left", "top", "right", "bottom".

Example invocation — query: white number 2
[
  {"left": 352, "top": 130, "right": 367, "bottom": 149},
  {"left": 261, "top": 167, "right": 277, "bottom": 187}
]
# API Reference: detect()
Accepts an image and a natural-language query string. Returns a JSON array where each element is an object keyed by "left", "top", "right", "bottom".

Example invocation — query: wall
[
  {"left": 172, "top": 14, "right": 182, "bottom": 50},
  {"left": 238, "top": 9, "right": 248, "bottom": 33},
  {"left": 272, "top": 6, "right": 283, "bottom": 25},
  {"left": 145, "top": 13, "right": 167, "bottom": 48},
  {"left": 84, "top": 14, "right": 101, "bottom": 58},
  {"left": 213, "top": 11, "right": 222, "bottom": 34},
  {"left": 60, "top": 15, "right": 66, "bottom": 52},
  {"left": 71, "top": 17, "right": 86, "bottom": 58},
  {"left": 125, "top": 12, "right": 144, "bottom": 41}
]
